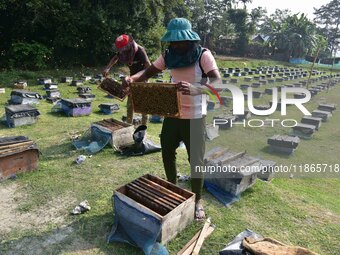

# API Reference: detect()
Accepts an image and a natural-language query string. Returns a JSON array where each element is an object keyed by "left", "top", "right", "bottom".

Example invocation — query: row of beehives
[
  {"left": 207, "top": 77, "right": 340, "bottom": 112},
  {"left": 14, "top": 74, "right": 104, "bottom": 89},
  {"left": 220, "top": 65, "right": 332, "bottom": 79},
  {"left": 267, "top": 77, "right": 338, "bottom": 154},
  {"left": 267, "top": 102, "right": 336, "bottom": 155},
  {"left": 4, "top": 71, "right": 338, "bottom": 128},
  {"left": 220, "top": 65, "right": 325, "bottom": 75},
  {"left": 4, "top": 86, "right": 121, "bottom": 128},
  {"left": 237, "top": 76, "right": 339, "bottom": 100},
  {"left": 215, "top": 73, "right": 340, "bottom": 102},
  {"left": 205, "top": 102, "right": 335, "bottom": 156},
  {"left": 12, "top": 70, "right": 164, "bottom": 90},
  {"left": 206, "top": 77, "right": 339, "bottom": 155},
  {"left": 4, "top": 76, "right": 173, "bottom": 128}
]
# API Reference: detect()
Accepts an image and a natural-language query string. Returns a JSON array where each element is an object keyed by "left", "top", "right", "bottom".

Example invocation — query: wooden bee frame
[
  {"left": 130, "top": 82, "right": 180, "bottom": 117},
  {"left": 98, "top": 78, "right": 128, "bottom": 101}
]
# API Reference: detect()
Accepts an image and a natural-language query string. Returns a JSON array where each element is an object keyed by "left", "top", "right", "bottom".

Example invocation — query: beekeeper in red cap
[{"left": 102, "top": 34, "right": 150, "bottom": 125}]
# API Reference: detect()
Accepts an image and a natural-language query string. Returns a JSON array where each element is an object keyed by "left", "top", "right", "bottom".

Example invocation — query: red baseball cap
[{"left": 115, "top": 34, "right": 129, "bottom": 49}]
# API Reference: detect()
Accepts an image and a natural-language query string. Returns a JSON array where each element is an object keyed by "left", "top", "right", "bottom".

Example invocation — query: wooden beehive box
[
  {"left": 10, "top": 90, "right": 42, "bottom": 105},
  {"left": 98, "top": 103, "right": 120, "bottom": 114},
  {"left": 115, "top": 174, "right": 195, "bottom": 244},
  {"left": 204, "top": 148, "right": 259, "bottom": 196},
  {"left": 130, "top": 82, "right": 180, "bottom": 117},
  {"left": 0, "top": 136, "right": 39, "bottom": 180},
  {"left": 92, "top": 118, "right": 134, "bottom": 149},
  {"left": 14, "top": 81, "right": 27, "bottom": 89},
  {"left": 5, "top": 104, "right": 40, "bottom": 127},
  {"left": 98, "top": 78, "right": 128, "bottom": 101}
]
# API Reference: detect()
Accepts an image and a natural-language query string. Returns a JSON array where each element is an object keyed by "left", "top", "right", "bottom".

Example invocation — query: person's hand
[
  {"left": 176, "top": 81, "right": 201, "bottom": 96},
  {"left": 122, "top": 76, "right": 133, "bottom": 91},
  {"left": 102, "top": 68, "right": 110, "bottom": 78}
]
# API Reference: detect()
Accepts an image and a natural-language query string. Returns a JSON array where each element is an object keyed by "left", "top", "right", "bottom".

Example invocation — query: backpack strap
[
  {"left": 199, "top": 48, "right": 209, "bottom": 85},
  {"left": 199, "top": 48, "right": 208, "bottom": 79}
]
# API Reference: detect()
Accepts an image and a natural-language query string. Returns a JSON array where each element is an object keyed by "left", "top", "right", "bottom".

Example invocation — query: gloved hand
[{"left": 176, "top": 81, "right": 202, "bottom": 96}]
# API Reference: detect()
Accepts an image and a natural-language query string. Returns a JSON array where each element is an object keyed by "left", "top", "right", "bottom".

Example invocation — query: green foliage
[
  {"left": 228, "top": 8, "right": 250, "bottom": 56},
  {"left": 8, "top": 42, "right": 52, "bottom": 70},
  {"left": 247, "top": 41, "right": 268, "bottom": 58},
  {"left": 260, "top": 12, "right": 321, "bottom": 61},
  {"left": 0, "top": 0, "right": 189, "bottom": 69},
  {"left": 313, "top": 0, "right": 340, "bottom": 56},
  {"left": 138, "top": 22, "right": 167, "bottom": 61},
  {"left": 0, "top": 0, "right": 335, "bottom": 68},
  {"left": 248, "top": 7, "right": 267, "bottom": 34}
]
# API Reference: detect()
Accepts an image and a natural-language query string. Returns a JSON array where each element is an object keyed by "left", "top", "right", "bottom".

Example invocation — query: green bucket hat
[{"left": 161, "top": 18, "right": 201, "bottom": 42}]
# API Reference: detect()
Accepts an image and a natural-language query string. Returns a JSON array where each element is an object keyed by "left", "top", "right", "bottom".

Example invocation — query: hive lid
[
  {"left": 61, "top": 98, "right": 92, "bottom": 105},
  {"left": 0, "top": 136, "right": 30, "bottom": 146},
  {"left": 11, "top": 90, "right": 42, "bottom": 98},
  {"left": 5, "top": 104, "right": 39, "bottom": 113}
]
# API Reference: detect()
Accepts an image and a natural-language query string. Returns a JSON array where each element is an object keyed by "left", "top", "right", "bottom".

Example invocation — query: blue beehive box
[
  {"left": 98, "top": 103, "right": 120, "bottom": 114},
  {"left": 149, "top": 115, "right": 163, "bottom": 123},
  {"left": 60, "top": 98, "right": 92, "bottom": 117}
]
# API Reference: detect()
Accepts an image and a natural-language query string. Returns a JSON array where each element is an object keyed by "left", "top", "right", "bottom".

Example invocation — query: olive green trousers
[{"left": 160, "top": 117, "right": 205, "bottom": 201}]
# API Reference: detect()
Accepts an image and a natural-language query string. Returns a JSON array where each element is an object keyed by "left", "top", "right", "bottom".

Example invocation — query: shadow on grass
[
  {"left": 0, "top": 120, "right": 9, "bottom": 130},
  {"left": 260, "top": 145, "right": 292, "bottom": 159},
  {"left": 92, "top": 110, "right": 118, "bottom": 116},
  {"left": 46, "top": 111, "right": 69, "bottom": 118},
  {"left": 0, "top": 212, "right": 143, "bottom": 255}
]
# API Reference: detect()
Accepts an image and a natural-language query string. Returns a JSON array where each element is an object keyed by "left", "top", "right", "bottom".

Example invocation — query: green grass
[{"left": 0, "top": 61, "right": 339, "bottom": 255}]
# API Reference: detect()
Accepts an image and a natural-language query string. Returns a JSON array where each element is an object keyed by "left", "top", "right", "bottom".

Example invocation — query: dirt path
[{"left": 0, "top": 182, "right": 84, "bottom": 254}]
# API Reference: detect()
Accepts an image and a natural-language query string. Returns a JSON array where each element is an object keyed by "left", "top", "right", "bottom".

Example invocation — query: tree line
[{"left": 0, "top": 0, "right": 339, "bottom": 70}]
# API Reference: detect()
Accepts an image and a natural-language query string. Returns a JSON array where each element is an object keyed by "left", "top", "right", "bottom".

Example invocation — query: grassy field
[{"left": 0, "top": 58, "right": 339, "bottom": 255}]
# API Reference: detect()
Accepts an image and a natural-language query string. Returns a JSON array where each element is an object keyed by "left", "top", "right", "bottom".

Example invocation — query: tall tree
[
  {"left": 263, "top": 13, "right": 319, "bottom": 61},
  {"left": 228, "top": 8, "right": 250, "bottom": 56},
  {"left": 314, "top": 0, "right": 340, "bottom": 57},
  {"left": 248, "top": 7, "right": 267, "bottom": 34},
  {"left": 184, "top": 0, "right": 233, "bottom": 49},
  {"left": 238, "top": 0, "right": 252, "bottom": 9},
  {"left": 0, "top": 0, "right": 189, "bottom": 68}
]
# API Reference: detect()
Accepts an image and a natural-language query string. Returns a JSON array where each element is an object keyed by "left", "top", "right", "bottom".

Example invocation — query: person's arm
[
  {"left": 122, "top": 64, "right": 162, "bottom": 87},
  {"left": 102, "top": 55, "right": 119, "bottom": 77},
  {"left": 206, "top": 69, "right": 222, "bottom": 85},
  {"left": 143, "top": 53, "right": 151, "bottom": 69}
]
